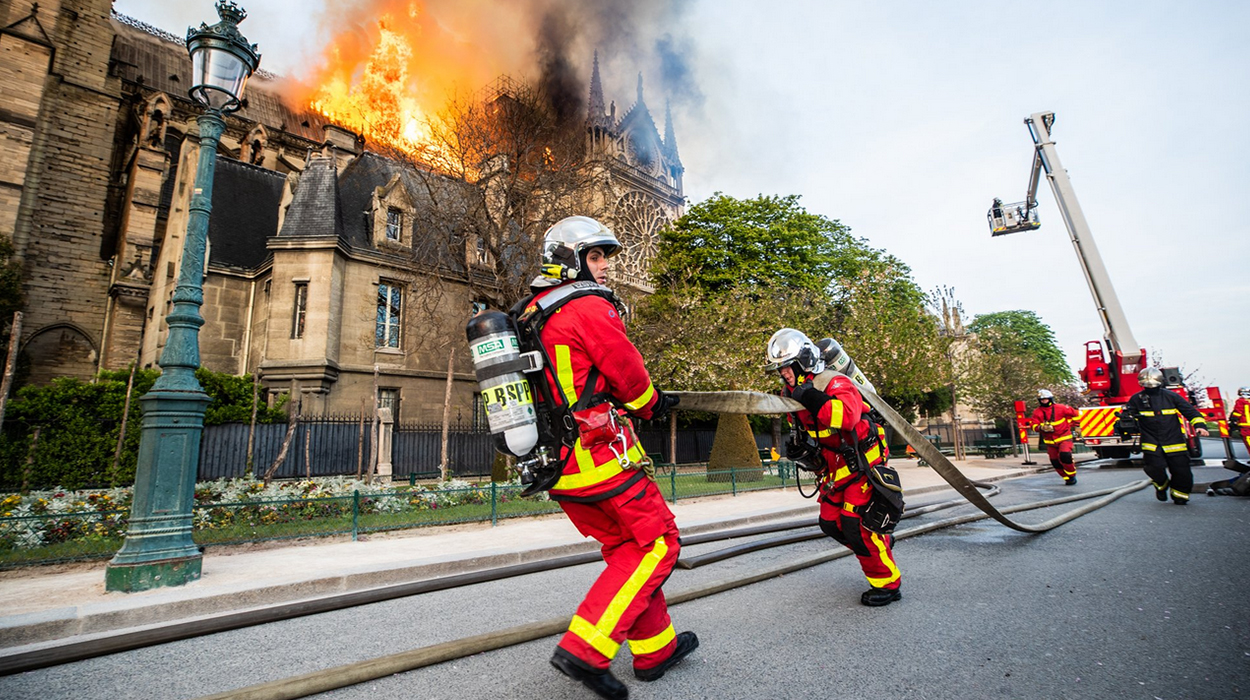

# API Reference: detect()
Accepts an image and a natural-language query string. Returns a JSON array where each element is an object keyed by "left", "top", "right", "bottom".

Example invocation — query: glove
[
  {"left": 789, "top": 381, "right": 829, "bottom": 415},
  {"left": 648, "top": 392, "right": 679, "bottom": 424}
]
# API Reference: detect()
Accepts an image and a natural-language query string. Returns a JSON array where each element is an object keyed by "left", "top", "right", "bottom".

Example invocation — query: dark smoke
[
  {"left": 655, "top": 33, "right": 704, "bottom": 109},
  {"left": 535, "top": 9, "right": 583, "bottom": 124}
]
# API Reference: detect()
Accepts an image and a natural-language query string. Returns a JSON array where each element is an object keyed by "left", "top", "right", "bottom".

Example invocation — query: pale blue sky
[{"left": 116, "top": 0, "right": 1250, "bottom": 400}]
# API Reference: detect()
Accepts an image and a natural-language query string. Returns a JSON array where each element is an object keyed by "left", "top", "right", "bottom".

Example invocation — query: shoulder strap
[{"left": 813, "top": 369, "right": 838, "bottom": 392}]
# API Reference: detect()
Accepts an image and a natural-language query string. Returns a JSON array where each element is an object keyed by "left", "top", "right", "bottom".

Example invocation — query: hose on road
[{"left": 191, "top": 479, "right": 1147, "bottom": 700}]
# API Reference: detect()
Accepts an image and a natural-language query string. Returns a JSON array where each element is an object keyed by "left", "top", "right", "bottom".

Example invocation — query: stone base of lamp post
[{"left": 105, "top": 389, "right": 210, "bottom": 592}]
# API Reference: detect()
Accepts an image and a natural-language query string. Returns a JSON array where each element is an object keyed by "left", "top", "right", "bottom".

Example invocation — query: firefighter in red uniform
[
  {"left": 518, "top": 216, "right": 696, "bottom": 700},
  {"left": 1029, "top": 389, "right": 1080, "bottom": 485},
  {"left": 1230, "top": 387, "right": 1250, "bottom": 455},
  {"left": 766, "top": 329, "right": 903, "bottom": 606}
]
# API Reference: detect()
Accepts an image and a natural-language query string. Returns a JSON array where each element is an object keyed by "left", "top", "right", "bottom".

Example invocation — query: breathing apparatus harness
[
  {"left": 786, "top": 372, "right": 905, "bottom": 533},
  {"left": 507, "top": 281, "right": 637, "bottom": 496}
]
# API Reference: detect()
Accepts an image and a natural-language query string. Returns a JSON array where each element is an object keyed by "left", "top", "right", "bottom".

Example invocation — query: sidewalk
[{"left": 0, "top": 456, "right": 1056, "bottom": 650}]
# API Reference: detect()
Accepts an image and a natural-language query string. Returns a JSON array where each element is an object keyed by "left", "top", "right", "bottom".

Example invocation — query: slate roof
[
  {"left": 277, "top": 156, "right": 342, "bottom": 239},
  {"left": 208, "top": 158, "right": 286, "bottom": 269}
]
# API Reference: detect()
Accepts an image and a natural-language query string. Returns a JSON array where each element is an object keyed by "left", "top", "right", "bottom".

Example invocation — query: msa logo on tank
[{"left": 471, "top": 335, "right": 519, "bottom": 363}]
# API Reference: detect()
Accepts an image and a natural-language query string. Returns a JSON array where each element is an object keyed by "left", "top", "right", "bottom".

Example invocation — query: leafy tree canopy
[
  {"left": 968, "top": 310, "right": 1073, "bottom": 382},
  {"left": 652, "top": 193, "right": 856, "bottom": 294}
]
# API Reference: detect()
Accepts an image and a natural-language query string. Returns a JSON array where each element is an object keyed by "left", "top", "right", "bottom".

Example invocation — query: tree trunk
[
  {"left": 949, "top": 384, "right": 965, "bottom": 461},
  {"left": 0, "top": 311, "right": 23, "bottom": 430},
  {"left": 110, "top": 360, "right": 138, "bottom": 482},
  {"left": 263, "top": 381, "right": 301, "bottom": 484},
  {"left": 439, "top": 347, "right": 455, "bottom": 482},
  {"left": 669, "top": 412, "right": 678, "bottom": 466},
  {"left": 246, "top": 371, "right": 260, "bottom": 476}
]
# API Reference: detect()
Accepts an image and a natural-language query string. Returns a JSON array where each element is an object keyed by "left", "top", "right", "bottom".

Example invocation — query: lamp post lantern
[{"left": 105, "top": 1, "right": 260, "bottom": 593}]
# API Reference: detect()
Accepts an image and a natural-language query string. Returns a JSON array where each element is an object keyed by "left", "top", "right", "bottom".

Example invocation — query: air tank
[{"left": 466, "top": 311, "right": 539, "bottom": 457}]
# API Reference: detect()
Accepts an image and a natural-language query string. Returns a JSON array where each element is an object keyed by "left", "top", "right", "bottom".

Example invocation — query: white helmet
[
  {"left": 1037, "top": 389, "right": 1054, "bottom": 401},
  {"left": 1138, "top": 367, "right": 1164, "bottom": 389},
  {"left": 764, "top": 328, "right": 824, "bottom": 375},
  {"left": 538, "top": 216, "right": 621, "bottom": 283},
  {"left": 1239, "top": 387, "right": 1250, "bottom": 399}
]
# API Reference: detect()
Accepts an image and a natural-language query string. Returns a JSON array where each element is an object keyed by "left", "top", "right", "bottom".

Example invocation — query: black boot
[
  {"left": 1064, "top": 475, "right": 1077, "bottom": 486},
  {"left": 861, "top": 586, "right": 902, "bottom": 606},
  {"left": 1154, "top": 483, "right": 1169, "bottom": 501},
  {"left": 551, "top": 649, "right": 629, "bottom": 700},
  {"left": 634, "top": 631, "right": 699, "bottom": 682}
]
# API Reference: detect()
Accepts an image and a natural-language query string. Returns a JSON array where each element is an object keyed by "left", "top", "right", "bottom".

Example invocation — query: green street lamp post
[{"left": 105, "top": 1, "right": 261, "bottom": 593}]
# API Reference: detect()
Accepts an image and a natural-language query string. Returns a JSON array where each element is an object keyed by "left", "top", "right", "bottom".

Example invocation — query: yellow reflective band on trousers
[
  {"left": 568, "top": 536, "right": 670, "bottom": 659},
  {"left": 555, "top": 345, "right": 578, "bottom": 406},
  {"left": 624, "top": 384, "right": 656, "bottom": 411},
  {"left": 1161, "top": 443, "right": 1188, "bottom": 453},
  {"left": 1044, "top": 433, "right": 1074, "bottom": 445},
  {"left": 569, "top": 615, "right": 620, "bottom": 659},
  {"left": 553, "top": 442, "right": 646, "bottom": 491},
  {"left": 627, "top": 624, "right": 676, "bottom": 656},
  {"left": 865, "top": 532, "right": 901, "bottom": 588},
  {"left": 1170, "top": 488, "right": 1189, "bottom": 500}
]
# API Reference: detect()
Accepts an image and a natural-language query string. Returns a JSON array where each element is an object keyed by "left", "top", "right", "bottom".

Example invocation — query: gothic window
[
  {"left": 613, "top": 192, "right": 671, "bottom": 287},
  {"left": 376, "top": 282, "right": 403, "bottom": 349},
  {"left": 378, "top": 388, "right": 400, "bottom": 415}
]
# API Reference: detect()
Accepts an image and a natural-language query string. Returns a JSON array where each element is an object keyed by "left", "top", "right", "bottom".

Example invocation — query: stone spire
[
  {"left": 636, "top": 72, "right": 645, "bottom": 108},
  {"left": 664, "top": 100, "right": 681, "bottom": 164},
  {"left": 587, "top": 50, "right": 607, "bottom": 127}
]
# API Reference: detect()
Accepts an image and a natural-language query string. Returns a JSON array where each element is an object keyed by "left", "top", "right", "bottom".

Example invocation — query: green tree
[
  {"left": 652, "top": 193, "right": 855, "bottom": 294},
  {"left": 635, "top": 193, "right": 945, "bottom": 417},
  {"left": 967, "top": 310, "right": 1072, "bottom": 382},
  {"left": 959, "top": 327, "right": 1055, "bottom": 426}
]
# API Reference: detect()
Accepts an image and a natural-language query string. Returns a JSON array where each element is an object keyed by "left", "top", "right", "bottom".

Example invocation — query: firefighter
[
  {"left": 1230, "top": 387, "right": 1250, "bottom": 455},
  {"left": 766, "top": 329, "right": 903, "bottom": 606},
  {"left": 519, "top": 216, "right": 695, "bottom": 699},
  {"left": 1029, "top": 389, "right": 1080, "bottom": 485},
  {"left": 1123, "top": 367, "right": 1210, "bottom": 505}
]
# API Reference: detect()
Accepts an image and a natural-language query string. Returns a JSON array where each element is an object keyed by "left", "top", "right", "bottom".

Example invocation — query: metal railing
[{"left": 0, "top": 462, "right": 800, "bottom": 569}]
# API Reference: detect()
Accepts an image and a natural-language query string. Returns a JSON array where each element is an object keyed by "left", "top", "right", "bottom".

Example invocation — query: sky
[{"left": 115, "top": 0, "right": 1250, "bottom": 401}]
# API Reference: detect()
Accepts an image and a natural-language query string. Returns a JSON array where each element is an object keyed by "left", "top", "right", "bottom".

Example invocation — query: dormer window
[{"left": 386, "top": 208, "right": 403, "bottom": 242}]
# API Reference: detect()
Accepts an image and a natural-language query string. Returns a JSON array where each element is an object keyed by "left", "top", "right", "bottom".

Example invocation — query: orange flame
[{"left": 294, "top": 0, "right": 538, "bottom": 156}]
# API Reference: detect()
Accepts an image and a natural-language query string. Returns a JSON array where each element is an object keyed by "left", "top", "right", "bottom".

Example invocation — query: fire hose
[{"left": 187, "top": 480, "right": 1145, "bottom": 700}]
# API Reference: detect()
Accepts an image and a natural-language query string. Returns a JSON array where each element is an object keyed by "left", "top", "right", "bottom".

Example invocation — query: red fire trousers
[
  {"left": 1045, "top": 440, "right": 1076, "bottom": 480},
  {"left": 818, "top": 474, "right": 901, "bottom": 590},
  {"left": 557, "top": 479, "right": 681, "bottom": 672}
]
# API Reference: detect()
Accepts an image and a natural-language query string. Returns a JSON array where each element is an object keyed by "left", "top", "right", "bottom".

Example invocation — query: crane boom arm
[{"left": 1025, "top": 112, "right": 1141, "bottom": 363}]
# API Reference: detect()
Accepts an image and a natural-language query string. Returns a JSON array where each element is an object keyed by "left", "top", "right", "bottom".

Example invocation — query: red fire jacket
[
  {"left": 785, "top": 372, "right": 887, "bottom": 491},
  {"left": 1231, "top": 398, "right": 1250, "bottom": 435},
  {"left": 526, "top": 283, "right": 660, "bottom": 501},
  {"left": 1030, "top": 403, "right": 1079, "bottom": 445}
]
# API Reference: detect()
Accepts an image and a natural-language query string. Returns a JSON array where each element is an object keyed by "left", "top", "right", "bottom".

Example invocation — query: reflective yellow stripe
[
  {"left": 623, "top": 384, "right": 656, "bottom": 411},
  {"left": 1139, "top": 410, "right": 1156, "bottom": 417},
  {"left": 1170, "top": 488, "right": 1189, "bottom": 500},
  {"left": 1160, "top": 408, "right": 1179, "bottom": 415},
  {"left": 595, "top": 536, "right": 669, "bottom": 642},
  {"left": 865, "top": 532, "right": 901, "bottom": 588},
  {"left": 1161, "top": 443, "right": 1188, "bottom": 453},
  {"left": 807, "top": 428, "right": 832, "bottom": 438},
  {"left": 1142, "top": 442, "right": 1157, "bottom": 451},
  {"left": 833, "top": 465, "right": 852, "bottom": 482},
  {"left": 1044, "top": 434, "right": 1074, "bottom": 445},
  {"left": 864, "top": 444, "right": 881, "bottom": 463},
  {"left": 827, "top": 399, "right": 845, "bottom": 428},
  {"left": 627, "top": 624, "right": 676, "bottom": 656},
  {"left": 552, "top": 443, "right": 645, "bottom": 491},
  {"left": 1152, "top": 480, "right": 1168, "bottom": 491},
  {"left": 555, "top": 345, "right": 578, "bottom": 406},
  {"left": 1190, "top": 417, "right": 1207, "bottom": 426},
  {"left": 569, "top": 615, "right": 620, "bottom": 658}
]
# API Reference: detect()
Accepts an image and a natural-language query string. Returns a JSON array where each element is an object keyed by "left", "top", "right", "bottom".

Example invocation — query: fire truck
[{"left": 989, "top": 112, "right": 1229, "bottom": 460}]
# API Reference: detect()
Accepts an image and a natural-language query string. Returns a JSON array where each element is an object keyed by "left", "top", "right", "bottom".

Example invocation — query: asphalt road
[{"left": 2, "top": 464, "right": 1247, "bottom": 700}]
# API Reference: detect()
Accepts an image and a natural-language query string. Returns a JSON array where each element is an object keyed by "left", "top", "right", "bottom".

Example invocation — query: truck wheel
[{"left": 1094, "top": 446, "right": 1132, "bottom": 461}]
